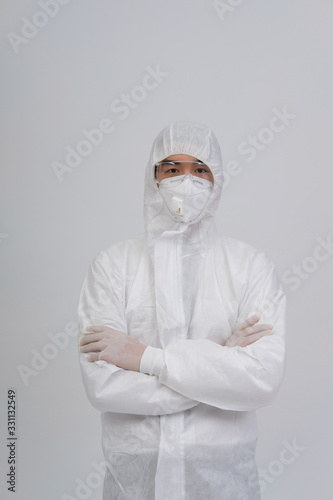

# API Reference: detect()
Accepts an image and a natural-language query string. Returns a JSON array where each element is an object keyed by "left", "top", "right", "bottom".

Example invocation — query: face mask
[{"left": 158, "top": 174, "right": 213, "bottom": 223}]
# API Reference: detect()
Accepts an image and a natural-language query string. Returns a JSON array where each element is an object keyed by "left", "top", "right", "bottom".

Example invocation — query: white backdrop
[{"left": 1, "top": 1, "right": 332, "bottom": 499}]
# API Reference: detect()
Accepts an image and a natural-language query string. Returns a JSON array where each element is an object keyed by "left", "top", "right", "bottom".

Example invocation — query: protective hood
[{"left": 143, "top": 121, "right": 223, "bottom": 248}]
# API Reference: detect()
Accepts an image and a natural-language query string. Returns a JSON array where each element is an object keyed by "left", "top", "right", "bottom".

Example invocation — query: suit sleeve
[
  {"left": 140, "top": 251, "right": 286, "bottom": 411},
  {"left": 78, "top": 251, "right": 199, "bottom": 416}
]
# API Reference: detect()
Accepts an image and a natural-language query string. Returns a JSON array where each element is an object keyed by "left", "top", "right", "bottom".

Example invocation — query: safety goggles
[
  {"left": 155, "top": 160, "right": 207, "bottom": 168},
  {"left": 154, "top": 160, "right": 213, "bottom": 184}
]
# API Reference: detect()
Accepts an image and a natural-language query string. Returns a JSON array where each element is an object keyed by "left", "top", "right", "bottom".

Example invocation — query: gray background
[{"left": 1, "top": 1, "right": 332, "bottom": 499}]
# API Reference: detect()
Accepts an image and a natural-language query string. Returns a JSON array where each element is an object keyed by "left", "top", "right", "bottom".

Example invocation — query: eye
[
  {"left": 195, "top": 167, "right": 208, "bottom": 174},
  {"left": 166, "top": 168, "right": 179, "bottom": 174}
]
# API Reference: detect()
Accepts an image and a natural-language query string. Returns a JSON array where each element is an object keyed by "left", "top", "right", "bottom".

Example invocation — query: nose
[{"left": 182, "top": 165, "right": 193, "bottom": 175}]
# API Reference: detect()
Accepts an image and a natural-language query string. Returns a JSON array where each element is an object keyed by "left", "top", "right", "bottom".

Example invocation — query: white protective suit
[{"left": 78, "top": 121, "right": 286, "bottom": 500}]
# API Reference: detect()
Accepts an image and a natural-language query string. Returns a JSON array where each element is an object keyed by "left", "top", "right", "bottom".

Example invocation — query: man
[{"left": 78, "top": 121, "right": 286, "bottom": 499}]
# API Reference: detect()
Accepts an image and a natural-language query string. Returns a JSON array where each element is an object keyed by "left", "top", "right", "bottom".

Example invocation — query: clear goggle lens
[{"left": 155, "top": 160, "right": 213, "bottom": 184}]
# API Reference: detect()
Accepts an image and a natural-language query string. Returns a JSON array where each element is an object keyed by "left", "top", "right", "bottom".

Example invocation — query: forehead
[{"left": 163, "top": 154, "right": 202, "bottom": 162}]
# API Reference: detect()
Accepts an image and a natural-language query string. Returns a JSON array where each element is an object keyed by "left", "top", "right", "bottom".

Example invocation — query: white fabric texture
[
  {"left": 78, "top": 121, "right": 286, "bottom": 500},
  {"left": 158, "top": 173, "right": 213, "bottom": 223}
]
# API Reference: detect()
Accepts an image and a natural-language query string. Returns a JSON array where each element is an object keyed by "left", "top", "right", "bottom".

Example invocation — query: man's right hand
[{"left": 225, "top": 314, "right": 273, "bottom": 348}]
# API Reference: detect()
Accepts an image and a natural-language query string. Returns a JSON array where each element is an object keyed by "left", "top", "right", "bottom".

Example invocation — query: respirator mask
[{"left": 158, "top": 173, "right": 213, "bottom": 223}]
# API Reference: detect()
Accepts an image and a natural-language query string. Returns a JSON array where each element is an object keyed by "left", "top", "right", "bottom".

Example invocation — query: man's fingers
[
  {"left": 241, "top": 324, "right": 273, "bottom": 337},
  {"left": 240, "top": 330, "right": 273, "bottom": 347},
  {"left": 79, "top": 332, "right": 103, "bottom": 346},
  {"left": 80, "top": 325, "right": 118, "bottom": 345},
  {"left": 84, "top": 325, "right": 106, "bottom": 334},
  {"left": 238, "top": 314, "right": 261, "bottom": 331},
  {"left": 80, "top": 340, "right": 102, "bottom": 353},
  {"left": 87, "top": 353, "right": 101, "bottom": 362}
]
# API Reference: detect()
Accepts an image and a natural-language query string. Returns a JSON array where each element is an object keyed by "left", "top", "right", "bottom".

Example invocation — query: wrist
[{"left": 133, "top": 344, "right": 147, "bottom": 372}]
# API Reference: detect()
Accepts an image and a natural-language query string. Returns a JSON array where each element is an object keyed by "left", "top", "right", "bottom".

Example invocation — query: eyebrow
[{"left": 160, "top": 160, "right": 205, "bottom": 165}]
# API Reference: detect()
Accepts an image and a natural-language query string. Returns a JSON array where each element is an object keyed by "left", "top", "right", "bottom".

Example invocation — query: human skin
[{"left": 155, "top": 154, "right": 214, "bottom": 186}]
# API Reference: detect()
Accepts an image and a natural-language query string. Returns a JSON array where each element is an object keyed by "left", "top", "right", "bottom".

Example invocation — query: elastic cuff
[{"left": 140, "top": 346, "right": 164, "bottom": 376}]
